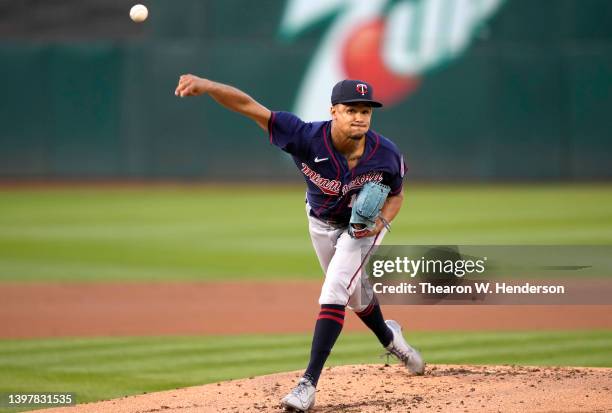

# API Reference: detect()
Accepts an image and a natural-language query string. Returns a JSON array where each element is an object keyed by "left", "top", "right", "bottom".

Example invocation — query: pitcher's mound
[{"left": 42, "top": 364, "right": 612, "bottom": 413}]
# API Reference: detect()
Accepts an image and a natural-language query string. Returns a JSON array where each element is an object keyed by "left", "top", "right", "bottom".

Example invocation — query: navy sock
[
  {"left": 356, "top": 297, "right": 393, "bottom": 347},
  {"left": 303, "top": 304, "right": 345, "bottom": 387}
]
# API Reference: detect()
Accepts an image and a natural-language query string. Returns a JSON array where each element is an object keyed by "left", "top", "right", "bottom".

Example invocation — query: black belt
[{"left": 309, "top": 208, "right": 347, "bottom": 228}]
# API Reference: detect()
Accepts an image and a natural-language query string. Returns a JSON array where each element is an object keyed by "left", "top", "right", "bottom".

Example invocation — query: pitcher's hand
[{"left": 175, "top": 74, "right": 212, "bottom": 97}]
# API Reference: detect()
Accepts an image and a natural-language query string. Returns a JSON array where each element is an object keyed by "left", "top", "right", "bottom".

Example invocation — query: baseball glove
[{"left": 349, "top": 181, "right": 391, "bottom": 238}]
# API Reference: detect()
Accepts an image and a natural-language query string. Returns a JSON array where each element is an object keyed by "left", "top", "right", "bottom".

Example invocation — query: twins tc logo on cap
[{"left": 330, "top": 79, "right": 383, "bottom": 107}]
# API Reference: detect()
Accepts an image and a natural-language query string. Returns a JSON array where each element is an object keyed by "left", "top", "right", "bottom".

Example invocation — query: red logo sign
[{"left": 356, "top": 83, "right": 368, "bottom": 96}]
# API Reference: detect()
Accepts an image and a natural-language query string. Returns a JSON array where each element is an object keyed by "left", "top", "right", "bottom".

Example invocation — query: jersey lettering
[
  {"left": 341, "top": 171, "right": 384, "bottom": 196},
  {"left": 301, "top": 163, "right": 341, "bottom": 195}
]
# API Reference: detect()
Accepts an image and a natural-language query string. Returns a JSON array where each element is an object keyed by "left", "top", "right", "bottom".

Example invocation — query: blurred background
[
  {"left": 1, "top": 1, "right": 611, "bottom": 410},
  {"left": 1, "top": 0, "right": 611, "bottom": 181}
]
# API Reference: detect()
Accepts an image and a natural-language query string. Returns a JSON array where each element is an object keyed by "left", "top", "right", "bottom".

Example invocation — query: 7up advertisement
[
  {"left": 279, "top": 0, "right": 506, "bottom": 120},
  {"left": 2, "top": 0, "right": 608, "bottom": 180}
]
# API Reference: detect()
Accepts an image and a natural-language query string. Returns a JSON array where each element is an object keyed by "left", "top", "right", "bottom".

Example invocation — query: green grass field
[
  {"left": 1, "top": 184, "right": 611, "bottom": 281},
  {"left": 1, "top": 184, "right": 611, "bottom": 411}
]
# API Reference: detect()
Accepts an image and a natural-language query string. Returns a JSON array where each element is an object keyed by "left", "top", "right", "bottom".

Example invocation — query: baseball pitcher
[{"left": 175, "top": 76, "right": 424, "bottom": 412}]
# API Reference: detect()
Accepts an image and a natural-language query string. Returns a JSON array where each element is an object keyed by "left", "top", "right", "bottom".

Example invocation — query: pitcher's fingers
[
  {"left": 177, "top": 78, "right": 189, "bottom": 89},
  {"left": 180, "top": 85, "right": 194, "bottom": 97},
  {"left": 176, "top": 79, "right": 191, "bottom": 96},
  {"left": 175, "top": 83, "right": 186, "bottom": 96}
]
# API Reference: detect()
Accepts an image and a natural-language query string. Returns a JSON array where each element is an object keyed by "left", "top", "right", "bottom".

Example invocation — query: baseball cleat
[
  {"left": 384, "top": 319, "right": 425, "bottom": 375},
  {"left": 281, "top": 377, "right": 316, "bottom": 412}
]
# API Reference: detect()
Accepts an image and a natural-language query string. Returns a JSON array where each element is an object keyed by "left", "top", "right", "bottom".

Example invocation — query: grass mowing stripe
[
  {"left": 428, "top": 339, "right": 612, "bottom": 362},
  {"left": 0, "top": 341, "right": 316, "bottom": 368},
  {"left": 0, "top": 334, "right": 313, "bottom": 354},
  {"left": 46, "top": 347, "right": 314, "bottom": 373},
  {"left": 431, "top": 347, "right": 612, "bottom": 367},
  {"left": 517, "top": 349, "right": 612, "bottom": 366},
  {"left": 412, "top": 331, "right": 611, "bottom": 349},
  {"left": 0, "top": 338, "right": 160, "bottom": 355},
  {"left": 138, "top": 363, "right": 310, "bottom": 384}
]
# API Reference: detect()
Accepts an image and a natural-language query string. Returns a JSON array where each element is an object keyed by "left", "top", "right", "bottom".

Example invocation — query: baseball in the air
[{"left": 129, "top": 4, "right": 148, "bottom": 23}]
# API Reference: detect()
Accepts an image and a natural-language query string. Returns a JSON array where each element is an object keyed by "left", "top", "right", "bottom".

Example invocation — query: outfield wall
[{"left": 1, "top": 0, "right": 611, "bottom": 181}]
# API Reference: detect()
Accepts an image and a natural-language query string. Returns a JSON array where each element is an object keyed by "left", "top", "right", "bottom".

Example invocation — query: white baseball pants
[{"left": 306, "top": 203, "right": 387, "bottom": 311}]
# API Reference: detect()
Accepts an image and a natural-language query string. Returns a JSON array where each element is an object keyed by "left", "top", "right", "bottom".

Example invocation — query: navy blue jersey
[{"left": 268, "top": 111, "right": 405, "bottom": 225}]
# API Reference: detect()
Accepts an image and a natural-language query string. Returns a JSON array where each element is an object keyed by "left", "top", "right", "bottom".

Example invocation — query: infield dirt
[
  {"left": 39, "top": 364, "right": 612, "bottom": 413},
  {"left": 2, "top": 281, "right": 612, "bottom": 337}
]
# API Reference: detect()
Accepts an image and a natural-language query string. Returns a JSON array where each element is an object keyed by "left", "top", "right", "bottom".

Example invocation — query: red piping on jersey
[
  {"left": 345, "top": 232, "right": 381, "bottom": 297},
  {"left": 268, "top": 112, "right": 276, "bottom": 144},
  {"left": 362, "top": 132, "right": 380, "bottom": 164},
  {"left": 315, "top": 123, "right": 342, "bottom": 216},
  {"left": 322, "top": 123, "right": 341, "bottom": 180}
]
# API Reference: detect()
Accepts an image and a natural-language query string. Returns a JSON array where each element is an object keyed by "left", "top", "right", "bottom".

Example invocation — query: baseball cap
[{"left": 331, "top": 79, "right": 383, "bottom": 108}]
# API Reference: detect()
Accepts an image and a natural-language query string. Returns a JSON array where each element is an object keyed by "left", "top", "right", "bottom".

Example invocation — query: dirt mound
[{"left": 41, "top": 364, "right": 612, "bottom": 413}]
